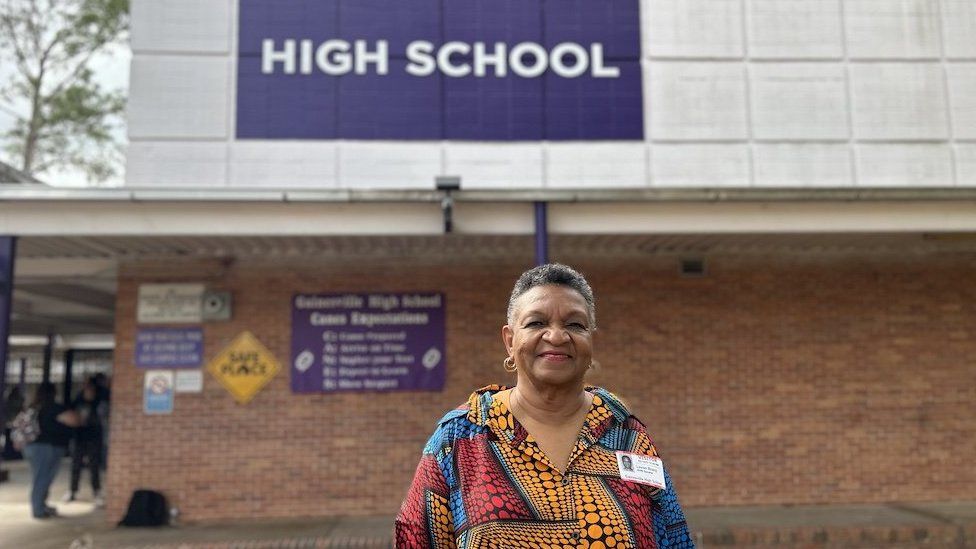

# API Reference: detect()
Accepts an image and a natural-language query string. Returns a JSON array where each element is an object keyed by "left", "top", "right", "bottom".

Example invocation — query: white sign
[
  {"left": 175, "top": 370, "right": 204, "bottom": 393},
  {"left": 143, "top": 370, "right": 175, "bottom": 414},
  {"left": 138, "top": 284, "right": 205, "bottom": 324}
]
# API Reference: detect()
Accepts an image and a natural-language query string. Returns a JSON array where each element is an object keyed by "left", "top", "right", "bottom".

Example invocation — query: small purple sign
[
  {"left": 135, "top": 327, "right": 204, "bottom": 368},
  {"left": 291, "top": 293, "right": 446, "bottom": 393},
  {"left": 237, "top": 0, "right": 643, "bottom": 140}
]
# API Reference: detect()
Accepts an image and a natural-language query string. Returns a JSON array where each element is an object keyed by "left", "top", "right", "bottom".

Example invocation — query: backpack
[
  {"left": 118, "top": 489, "right": 169, "bottom": 527},
  {"left": 10, "top": 408, "right": 40, "bottom": 450}
]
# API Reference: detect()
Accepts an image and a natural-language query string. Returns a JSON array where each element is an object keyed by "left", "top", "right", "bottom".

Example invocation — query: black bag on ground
[{"left": 118, "top": 489, "right": 169, "bottom": 527}]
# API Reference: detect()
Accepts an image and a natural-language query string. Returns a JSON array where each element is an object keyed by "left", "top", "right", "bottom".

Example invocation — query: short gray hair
[{"left": 506, "top": 263, "right": 596, "bottom": 328}]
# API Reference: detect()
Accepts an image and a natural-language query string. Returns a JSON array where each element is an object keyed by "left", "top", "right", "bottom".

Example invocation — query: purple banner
[
  {"left": 237, "top": 0, "right": 643, "bottom": 140},
  {"left": 291, "top": 293, "right": 446, "bottom": 393},
  {"left": 135, "top": 327, "right": 204, "bottom": 368}
]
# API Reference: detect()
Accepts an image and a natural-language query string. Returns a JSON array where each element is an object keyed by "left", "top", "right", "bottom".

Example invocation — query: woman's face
[{"left": 503, "top": 284, "right": 594, "bottom": 389}]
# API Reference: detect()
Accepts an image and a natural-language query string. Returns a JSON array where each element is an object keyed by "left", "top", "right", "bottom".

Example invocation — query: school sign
[{"left": 236, "top": 0, "right": 643, "bottom": 140}]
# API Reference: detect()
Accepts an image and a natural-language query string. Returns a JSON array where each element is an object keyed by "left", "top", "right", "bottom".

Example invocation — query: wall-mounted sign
[
  {"left": 207, "top": 331, "right": 281, "bottom": 404},
  {"left": 237, "top": 0, "right": 642, "bottom": 140},
  {"left": 143, "top": 370, "right": 175, "bottom": 414},
  {"left": 136, "top": 327, "right": 204, "bottom": 368},
  {"left": 175, "top": 370, "right": 204, "bottom": 393},
  {"left": 291, "top": 293, "right": 445, "bottom": 393},
  {"left": 138, "top": 284, "right": 205, "bottom": 324}
]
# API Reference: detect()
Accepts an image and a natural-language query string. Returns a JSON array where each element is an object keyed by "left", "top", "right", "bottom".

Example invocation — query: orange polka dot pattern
[{"left": 395, "top": 385, "right": 694, "bottom": 549}]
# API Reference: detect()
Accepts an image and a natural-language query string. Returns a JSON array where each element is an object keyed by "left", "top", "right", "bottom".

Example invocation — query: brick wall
[{"left": 106, "top": 251, "right": 976, "bottom": 522}]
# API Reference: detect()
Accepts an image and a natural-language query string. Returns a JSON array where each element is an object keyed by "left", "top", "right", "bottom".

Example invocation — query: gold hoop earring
[
  {"left": 588, "top": 360, "right": 600, "bottom": 371},
  {"left": 503, "top": 356, "right": 517, "bottom": 372}
]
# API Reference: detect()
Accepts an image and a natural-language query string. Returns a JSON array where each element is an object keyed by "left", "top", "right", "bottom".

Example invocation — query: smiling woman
[{"left": 395, "top": 264, "right": 695, "bottom": 549}]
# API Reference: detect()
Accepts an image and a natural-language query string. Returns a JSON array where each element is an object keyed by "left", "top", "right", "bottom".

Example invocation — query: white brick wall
[{"left": 126, "top": 0, "right": 973, "bottom": 190}]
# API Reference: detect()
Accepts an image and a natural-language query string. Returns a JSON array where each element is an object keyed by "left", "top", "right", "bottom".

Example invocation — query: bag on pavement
[{"left": 118, "top": 489, "right": 169, "bottom": 527}]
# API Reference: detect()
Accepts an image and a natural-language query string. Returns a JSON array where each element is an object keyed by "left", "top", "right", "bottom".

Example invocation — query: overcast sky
[{"left": 0, "top": 44, "right": 131, "bottom": 187}]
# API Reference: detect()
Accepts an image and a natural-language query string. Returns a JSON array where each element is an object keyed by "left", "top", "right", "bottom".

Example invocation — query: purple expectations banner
[
  {"left": 237, "top": 0, "right": 643, "bottom": 140},
  {"left": 291, "top": 293, "right": 445, "bottom": 393},
  {"left": 135, "top": 327, "right": 203, "bottom": 368}
]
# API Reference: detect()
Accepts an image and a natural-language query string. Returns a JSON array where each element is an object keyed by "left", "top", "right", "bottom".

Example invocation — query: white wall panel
[
  {"left": 648, "top": 62, "right": 748, "bottom": 140},
  {"left": 940, "top": 0, "right": 976, "bottom": 58},
  {"left": 750, "top": 63, "right": 848, "bottom": 140},
  {"left": 747, "top": 0, "right": 843, "bottom": 59},
  {"left": 643, "top": 0, "right": 743, "bottom": 58},
  {"left": 546, "top": 143, "right": 647, "bottom": 188},
  {"left": 131, "top": 0, "right": 231, "bottom": 53},
  {"left": 850, "top": 63, "right": 948, "bottom": 140},
  {"left": 126, "top": 142, "right": 228, "bottom": 187},
  {"left": 228, "top": 142, "right": 338, "bottom": 188},
  {"left": 947, "top": 63, "right": 976, "bottom": 139},
  {"left": 338, "top": 143, "right": 442, "bottom": 189},
  {"left": 128, "top": 56, "right": 230, "bottom": 139},
  {"left": 956, "top": 145, "right": 976, "bottom": 186},
  {"left": 753, "top": 144, "right": 852, "bottom": 187},
  {"left": 856, "top": 144, "right": 953, "bottom": 186},
  {"left": 443, "top": 144, "right": 543, "bottom": 189},
  {"left": 651, "top": 144, "right": 751, "bottom": 187},
  {"left": 844, "top": 0, "right": 942, "bottom": 59}
]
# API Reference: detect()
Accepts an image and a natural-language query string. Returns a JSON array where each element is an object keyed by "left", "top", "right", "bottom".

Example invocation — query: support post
[
  {"left": 534, "top": 202, "right": 548, "bottom": 266},
  {"left": 42, "top": 333, "right": 52, "bottom": 384},
  {"left": 0, "top": 237, "right": 16, "bottom": 482},
  {"left": 63, "top": 349, "right": 75, "bottom": 405}
]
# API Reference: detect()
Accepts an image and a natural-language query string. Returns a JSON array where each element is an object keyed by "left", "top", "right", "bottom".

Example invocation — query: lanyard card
[{"left": 615, "top": 451, "right": 667, "bottom": 490}]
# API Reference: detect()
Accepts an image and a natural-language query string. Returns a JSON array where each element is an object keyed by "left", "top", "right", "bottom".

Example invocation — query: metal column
[
  {"left": 0, "top": 237, "right": 16, "bottom": 482},
  {"left": 534, "top": 202, "right": 548, "bottom": 266},
  {"left": 63, "top": 349, "right": 75, "bottom": 405}
]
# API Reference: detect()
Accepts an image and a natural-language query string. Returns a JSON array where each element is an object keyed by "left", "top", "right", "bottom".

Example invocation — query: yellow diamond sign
[{"left": 207, "top": 331, "right": 281, "bottom": 404}]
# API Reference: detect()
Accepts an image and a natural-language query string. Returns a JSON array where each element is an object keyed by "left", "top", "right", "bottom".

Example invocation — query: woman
[
  {"left": 396, "top": 264, "right": 694, "bottom": 548},
  {"left": 24, "top": 382, "right": 80, "bottom": 519}
]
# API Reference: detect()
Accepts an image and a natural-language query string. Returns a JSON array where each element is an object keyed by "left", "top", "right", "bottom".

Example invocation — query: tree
[{"left": 0, "top": 0, "right": 128, "bottom": 184}]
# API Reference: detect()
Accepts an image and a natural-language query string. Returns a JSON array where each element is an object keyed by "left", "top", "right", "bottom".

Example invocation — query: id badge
[{"left": 615, "top": 451, "right": 667, "bottom": 490}]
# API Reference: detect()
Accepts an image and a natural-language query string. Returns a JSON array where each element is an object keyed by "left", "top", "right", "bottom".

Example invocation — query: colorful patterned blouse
[{"left": 396, "top": 385, "right": 694, "bottom": 548}]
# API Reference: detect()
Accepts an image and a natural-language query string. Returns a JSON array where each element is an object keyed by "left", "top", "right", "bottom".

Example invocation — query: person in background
[
  {"left": 3, "top": 386, "right": 26, "bottom": 459},
  {"left": 63, "top": 378, "right": 105, "bottom": 507},
  {"left": 92, "top": 372, "right": 111, "bottom": 470},
  {"left": 24, "top": 382, "right": 80, "bottom": 519}
]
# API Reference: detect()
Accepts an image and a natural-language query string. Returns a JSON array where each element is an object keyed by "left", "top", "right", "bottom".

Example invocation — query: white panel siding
[
  {"left": 131, "top": 0, "right": 232, "bottom": 53},
  {"left": 746, "top": 0, "right": 843, "bottom": 59},
  {"left": 443, "top": 144, "right": 544, "bottom": 189},
  {"left": 128, "top": 55, "right": 230, "bottom": 139},
  {"left": 229, "top": 142, "right": 338, "bottom": 188},
  {"left": 940, "top": 0, "right": 976, "bottom": 59},
  {"left": 856, "top": 144, "right": 953, "bottom": 186},
  {"left": 750, "top": 63, "right": 849, "bottom": 140},
  {"left": 648, "top": 62, "right": 748, "bottom": 140},
  {"left": 546, "top": 143, "right": 648, "bottom": 188},
  {"left": 126, "top": 142, "right": 228, "bottom": 187},
  {"left": 947, "top": 63, "right": 976, "bottom": 139},
  {"left": 850, "top": 63, "right": 948, "bottom": 140},
  {"left": 753, "top": 144, "right": 852, "bottom": 187},
  {"left": 643, "top": 0, "right": 743, "bottom": 58},
  {"left": 651, "top": 144, "right": 751, "bottom": 187},
  {"left": 955, "top": 144, "right": 976, "bottom": 185},
  {"left": 338, "top": 142, "right": 442, "bottom": 189},
  {"left": 844, "top": 0, "right": 942, "bottom": 59}
]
